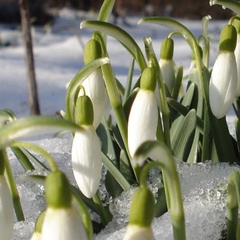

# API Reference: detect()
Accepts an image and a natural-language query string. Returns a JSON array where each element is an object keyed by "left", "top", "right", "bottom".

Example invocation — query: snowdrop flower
[
  {"left": 72, "top": 93, "right": 102, "bottom": 198},
  {"left": 124, "top": 186, "right": 155, "bottom": 240},
  {"left": 128, "top": 67, "right": 158, "bottom": 160},
  {"left": 0, "top": 154, "right": 14, "bottom": 240},
  {"left": 234, "top": 20, "right": 240, "bottom": 96},
  {"left": 41, "top": 171, "right": 88, "bottom": 240},
  {"left": 209, "top": 24, "right": 238, "bottom": 119},
  {"left": 81, "top": 39, "right": 108, "bottom": 128},
  {"left": 159, "top": 37, "right": 175, "bottom": 94}
]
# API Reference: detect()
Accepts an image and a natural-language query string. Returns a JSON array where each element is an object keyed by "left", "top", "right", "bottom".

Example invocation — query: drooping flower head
[
  {"left": 123, "top": 186, "right": 155, "bottom": 240},
  {"left": 0, "top": 151, "right": 14, "bottom": 240},
  {"left": 159, "top": 37, "right": 175, "bottom": 94},
  {"left": 81, "top": 39, "right": 108, "bottom": 128},
  {"left": 72, "top": 92, "right": 102, "bottom": 198},
  {"left": 41, "top": 171, "right": 88, "bottom": 240},
  {"left": 209, "top": 24, "right": 238, "bottom": 119},
  {"left": 128, "top": 67, "right": 158, "bottom": 158}
]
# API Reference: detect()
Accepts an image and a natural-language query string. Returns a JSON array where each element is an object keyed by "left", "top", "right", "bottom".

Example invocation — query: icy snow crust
[{"left": 10, "top": 138, "right": 240, "bottom": 240}]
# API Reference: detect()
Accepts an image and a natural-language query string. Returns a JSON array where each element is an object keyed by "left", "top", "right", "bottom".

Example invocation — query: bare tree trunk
[{"left": 18, "top": 0, "right": 40, "bottom": 115}]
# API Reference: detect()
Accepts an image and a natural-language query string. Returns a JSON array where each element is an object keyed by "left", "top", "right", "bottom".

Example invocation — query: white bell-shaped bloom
[
  {"left": 123, "top": 224, "right": 155, "bottom": 240},
  {"left": 81, "top": 68, "right": 108, "bottom": 128},
  {"left": 72, "top": 125, "right": 102, "bottom": 198},
  {"left": 41, "top": 207, "right": 87, "bottom": 240},
  {"left": 159, "top": 59, "right": 175, "bottom": 93},
  {"left": 128, "top": 89, "right": 158, "bottom": 158},
  {"left": 209, "top": 51, "right": 237, "bottom": 119},
  {"left": 0, "top": 175, "right": 14, "bottom": 240},
  {"left": 235, "top": 34, "right": 240, "bottom": 96}
]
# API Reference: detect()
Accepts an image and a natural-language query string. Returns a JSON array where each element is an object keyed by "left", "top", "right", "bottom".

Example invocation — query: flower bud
[
  {"left": 42, "top": 171, "right": 88, "bottom": 240},
  {"left": 75, "top": 94, "right": 94, "bottom": 126},
  {"left": 159, "top": 38, "right": 175, "bottom": 93},
  {"left": 123, "top": 186, "right": 155, "bottom": 240},
  {"left": 209, "top": 25, "right": 238, "bottom": 118},
  {"left": 81, "top": 39, "right": 108, "bottom": 129},
  {"left": 128, "top": 67, "right": 158, "bottom": 158}
]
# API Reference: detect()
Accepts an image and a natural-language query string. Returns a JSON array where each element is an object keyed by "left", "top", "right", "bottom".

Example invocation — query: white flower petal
[
  {"left": 41, "top": 207, "right": 87, "bottom": 240},
  {"left": 30, "top": 232, "right": 41, "bottom": 240},
  {"left": 159, "top": 59, "right": 175, "bottom": 93},
  {"left": 209, "top": 51, "right": 237, "bottom": 119},
  {"left": 81, "top": 68, "right": 108, "bottom": 128},
  {"left": 128, "top": 90, "right": 158, "bottom": 158},
  {"left": 235, "top": 34, "right": 240, "bottom": 96},
  {"left": 0, "top": 176, "right": 14, "bottom": 240},
  {"left": 72, "top": 126, "right": 102, "bottom": 198},
  {"left": 123, "top": 224, "right": 155, "bottom": 240}
]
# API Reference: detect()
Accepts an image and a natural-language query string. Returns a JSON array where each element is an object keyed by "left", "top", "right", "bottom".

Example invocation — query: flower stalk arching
[{"left": 134, "top": 140, "right": 186, "bottom": 240}]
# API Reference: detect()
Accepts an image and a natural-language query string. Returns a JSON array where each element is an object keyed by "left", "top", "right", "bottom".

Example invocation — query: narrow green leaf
[
  {"left": 0, "top": 116, "right": 82, "bottom": 149},
  {"left": 80, "top": 20, "right": 147, "bottom": 71},
  {"left": 98, "top": 0, "right": 116, "bottom": 22},
  {"left": 171, "top": 109, "right": 197, "bottom": 161}
]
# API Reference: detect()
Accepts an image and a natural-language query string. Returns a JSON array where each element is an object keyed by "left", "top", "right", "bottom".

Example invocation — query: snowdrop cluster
[{"left": 1, "top": 1, "right": 240, "bottom": 240}]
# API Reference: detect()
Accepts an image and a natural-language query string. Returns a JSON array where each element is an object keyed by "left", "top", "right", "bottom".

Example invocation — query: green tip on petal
[
  {"left": 75, "top": 95, "right": 94, "bottom": 126},
  {"left": 160, "top": 37, "right": 174, "bottom": 60},
  {"left": 34, "top": 210, "right": 46, "bottom": 233},
  {"left": 219, "top": 25, "right": 237, "bottom": 52},
  {"left": 129, "top": 186, "right": 155, "bottom": 227},
  {"left": 140, "top": 67, "right": 156, "bottom": 91},
  {"left": 84, "top": 39, "right": 102, "bottom": 64},
  {"left": 45, "top": 171, "right": 72, "bottom": 209}
]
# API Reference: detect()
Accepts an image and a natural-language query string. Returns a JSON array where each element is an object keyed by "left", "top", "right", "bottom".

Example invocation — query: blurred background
[{"left": 0, "top": 0, "right": 234, "bottom": 26}]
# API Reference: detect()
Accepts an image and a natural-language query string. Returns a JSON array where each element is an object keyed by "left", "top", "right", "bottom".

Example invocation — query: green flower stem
[
  {"left": 92, "top": 192, "right": 112, "bottom": 227},
  {"left": 72, "top": 191, "right": 94, "bottom": 240},
  {"left": 2, "top": 149, "right": 25, "bottom": 221},
  {"left": 227, "top": 171, "right": 240, "bottom": 240},
  {"left": 10, "top": 141, "right": 58, "bottom": 171},
  {"left": 135, "top": 140, "right": 186, "bottom": 240}
]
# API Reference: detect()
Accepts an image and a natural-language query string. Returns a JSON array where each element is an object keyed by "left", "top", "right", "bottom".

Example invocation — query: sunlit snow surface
[{"left": 9, "top": 138, "right": 240, "bottom": 240}]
